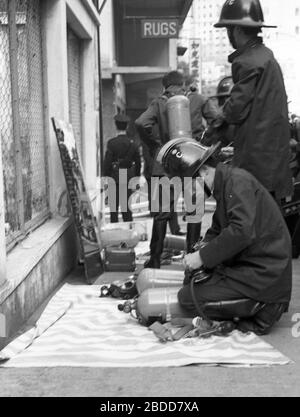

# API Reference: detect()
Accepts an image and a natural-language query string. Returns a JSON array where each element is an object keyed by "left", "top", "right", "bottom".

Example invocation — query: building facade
[
  {"left": 0, "top": 0, "right": 193, "bottom": 347},
  {"left": 262, "top": 0, "right": 300, "bottom": 114},
  {"left": 180, "top": 0, "right": 300, "bottom": 109},
  {"left": 0, "top": 0, "right": 102, "bottom": 347},
  {"left": 100, "top": 0, "right": 193, "bottom": 148},
  {"left": 180, "top": 0, "right": 233, "bottom": 96}
]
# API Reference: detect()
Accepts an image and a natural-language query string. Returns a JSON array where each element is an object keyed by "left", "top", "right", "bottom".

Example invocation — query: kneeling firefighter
[{"left": 157, "top": 139, "right": 292, "bottom": 335}]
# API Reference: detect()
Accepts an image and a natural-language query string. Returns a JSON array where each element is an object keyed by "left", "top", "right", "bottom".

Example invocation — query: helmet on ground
[
  {"left": 156, "top": 138, "right": 221, "bottom": 179},
  {"left": 214, "top": 0, "right": 277, "bottom": 28},
  {"left": 216, "top": 76, "right": 234, "bottom": 98}
]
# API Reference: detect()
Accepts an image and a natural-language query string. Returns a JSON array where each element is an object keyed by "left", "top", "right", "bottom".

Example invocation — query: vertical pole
[
  {"left": 169, "top": 38, "right": 177, "bottom": 70},
  {"left": 40, "top": 0, "right": 51, "bottom": 211},
  {"left": 0, "top": 134, "right": 6, "bottom": 285},
  {"left": 8, "top": 0, "right": 25, "bottom": 233},
  {"left": 97, "top": 0, "right": 105, "bottom": 176},
  {"left": 41, "top": 0, "right": 69, "bottom": 214},
  {"left": 198, "top": 41, "right": 202, "bottom": 94}
]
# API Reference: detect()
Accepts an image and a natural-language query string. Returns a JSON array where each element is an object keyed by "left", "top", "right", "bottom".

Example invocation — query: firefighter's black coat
[
  {"left": 200, "top": 164, "right": 292, "bottom": 304},
  {"left": 135, "top": 85, "right": 185, "bottom": 176},
  {"left": 224, "top": 38, "right": 293, "bottom": 199},
  {"left": 103, "top": 134, "right": 141, "bottom": 180}
]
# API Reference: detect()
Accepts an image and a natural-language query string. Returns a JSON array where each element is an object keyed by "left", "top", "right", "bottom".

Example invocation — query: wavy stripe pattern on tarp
[{"left": 0, "top": 284, "right": 291, "bottom": 368}]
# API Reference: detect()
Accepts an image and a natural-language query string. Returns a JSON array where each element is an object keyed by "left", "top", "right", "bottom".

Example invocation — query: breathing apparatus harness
[
  {"left": 189, "top": 269, "right": 214, "bottom": 327},
  {"left": 147, "top": 267, "right": 236, "bottom": 343},
  {"left": 183, "top": 240, "right": 235, "bottom": 336},
  {"left": 100, "top": 276, "right": 138, "bottom": 300},
  {"left": 184, "top": 238, "right": 214, "bottom": 326}
]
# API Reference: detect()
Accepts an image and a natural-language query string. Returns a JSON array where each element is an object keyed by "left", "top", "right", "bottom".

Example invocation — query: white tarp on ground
[{"left": 0, "top": 284, "right": 291, "bottom": 368}]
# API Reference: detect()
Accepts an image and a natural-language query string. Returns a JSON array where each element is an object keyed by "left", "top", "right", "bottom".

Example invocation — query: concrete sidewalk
[
  {"left": 0, "top": 215, "right": 299, "bottom": 397},
  {"left": 0, "top": 260, "right": 299, "bottom": 397}
]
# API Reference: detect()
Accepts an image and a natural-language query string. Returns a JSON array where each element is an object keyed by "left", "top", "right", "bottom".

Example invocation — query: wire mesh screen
[
  {"left": 0, "top": 0, "right": 49, "bottom": 247},
  {"left": 0, "top": 0, "right": 19, "bottom": 237}
]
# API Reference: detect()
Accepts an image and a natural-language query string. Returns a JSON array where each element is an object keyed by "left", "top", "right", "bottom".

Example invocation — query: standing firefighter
[
  {"left": 214, "top": 0, "right": 293, "bottom": 200},
  {"left": 135, "top": 71, "right": 200, "bottom": 268},
  {"left": 186, "top": 81, "right": 220, "bottom": 141},
  {"left": 104, "top": 114, "right": 141, "bottom": 223}
]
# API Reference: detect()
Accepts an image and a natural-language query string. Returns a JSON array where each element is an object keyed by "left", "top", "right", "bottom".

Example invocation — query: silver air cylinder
[
  {"left": 167, "top": 95, "right": 192, "bottom": 140},
  {"left": 136, "top": 268, "right": 184, "bottom": 295},
  {"left": 101, "top": 228, "right": 139, "bottom": 248},
  {"left": 136, "top": 287, "right": 193, "bottom": 326},
  {"left": 164, "top": 234, "right": 186, "bottom": 251}
]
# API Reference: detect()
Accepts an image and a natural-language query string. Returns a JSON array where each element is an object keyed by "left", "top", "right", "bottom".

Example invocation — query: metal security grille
[
  {"left": 0, "top": 0, "right": 49, "bottom": 249},
  {"left": 67, "top": 27, "right": 83, "bottom": 158}
]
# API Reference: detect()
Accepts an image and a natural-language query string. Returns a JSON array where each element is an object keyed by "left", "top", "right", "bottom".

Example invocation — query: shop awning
[{"left": 115, "top": 0, "right": 192, "bottom": 25}]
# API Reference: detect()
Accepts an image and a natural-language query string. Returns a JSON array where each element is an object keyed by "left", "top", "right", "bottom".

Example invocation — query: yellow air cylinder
[{"left": 167, "top": 95, "right": 192, "bottom": 140}]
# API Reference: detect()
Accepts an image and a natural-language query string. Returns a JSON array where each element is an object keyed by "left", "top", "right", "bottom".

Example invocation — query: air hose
[{"left": 190, "top": 272, "right": 214, "bottom": 327}]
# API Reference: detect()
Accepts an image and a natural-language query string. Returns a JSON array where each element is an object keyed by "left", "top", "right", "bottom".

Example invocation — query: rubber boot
[
  {"left": 237, "top": 303, "right": 286, "bottom": 336},
  {"left": 144, "top": 220, "right": 168, "bottom": 269},
  {"left": 186, "top": 223, "right": 202, "bottom": 253}
]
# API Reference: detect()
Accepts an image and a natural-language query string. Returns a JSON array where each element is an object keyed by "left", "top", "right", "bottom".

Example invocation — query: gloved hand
[
  {"left": 183, "top": 252, "right": 203, "bottom": 271},
  {"left": 183, "top": 267, "right": 211, "bottom": 286}
]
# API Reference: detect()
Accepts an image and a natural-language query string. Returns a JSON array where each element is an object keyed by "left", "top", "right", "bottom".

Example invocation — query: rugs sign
[{"left": 141, "top": 19, "right": 179, "bottom": 39}]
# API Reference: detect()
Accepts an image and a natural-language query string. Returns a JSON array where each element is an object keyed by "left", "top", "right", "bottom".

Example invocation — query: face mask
[{"left": 227, "top": 27, "right": 238, "bottom": 49}]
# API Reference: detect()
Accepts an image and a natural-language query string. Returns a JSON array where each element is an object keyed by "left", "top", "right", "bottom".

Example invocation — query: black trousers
[
  {"left": 178, "top": 273, "right": 244, "bottom": 315},
  {"left": 149, "top": 178, "right": 202, "bottom": 259},
  {"left": 147, "top": 177, "right": 181, "bottom": 232},
  {"left": 178, "top": 272, "right": 286, "bottom": 335},
  {"left": 109, "top": 185, "right": 133, "bottom": 223},
  {"left": 147, "top": 180, "right": 180, "bottom": 262}
]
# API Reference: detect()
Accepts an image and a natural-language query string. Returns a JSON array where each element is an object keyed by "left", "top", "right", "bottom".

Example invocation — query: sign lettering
[{"left": 141, "top": 20, "right": 179, "bottom": 39}]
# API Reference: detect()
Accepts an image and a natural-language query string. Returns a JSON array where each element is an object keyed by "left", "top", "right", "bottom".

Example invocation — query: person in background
[
  {"left": 201, "top": 76, "right": 235, "bottom": 150},
  {"left": 136, "top": 71, "right": 197, "bottom": 269},
  {"left": 104, "top": 114, "right": 141, "bottom": 223},
  {"left": 185, "top": 80, "right": 220, "bottom": 142},
  {"left": 214, "top": 76, "right": 234, "bottom": 109}
]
